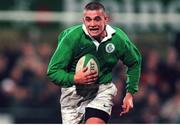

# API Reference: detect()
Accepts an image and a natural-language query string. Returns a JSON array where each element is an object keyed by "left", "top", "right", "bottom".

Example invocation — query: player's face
[{"left": 83, "top": 9, "right": 108, "bottom": 39}]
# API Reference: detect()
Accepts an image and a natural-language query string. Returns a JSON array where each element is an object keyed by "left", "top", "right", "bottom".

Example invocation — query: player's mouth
[{"left": 89, "top": 27, "right": 99, "bottom": 33}]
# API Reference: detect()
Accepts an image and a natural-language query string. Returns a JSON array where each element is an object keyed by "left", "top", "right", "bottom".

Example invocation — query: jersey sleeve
[
  {"left": 119, "top": 32, "right": 142, "bottom": 94},
  {"left": 47, "top": 30, "right": 75, "bottom": 87}
]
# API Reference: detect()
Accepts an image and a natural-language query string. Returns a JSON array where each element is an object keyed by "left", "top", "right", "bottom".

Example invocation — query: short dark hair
[{"left": 84, "top": 2, "right": 105, "bottom": 11}]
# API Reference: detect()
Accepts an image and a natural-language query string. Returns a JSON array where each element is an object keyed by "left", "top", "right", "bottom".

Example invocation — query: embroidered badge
[{"left": 105, "top": 43, "right": 115, "bottom": 53}]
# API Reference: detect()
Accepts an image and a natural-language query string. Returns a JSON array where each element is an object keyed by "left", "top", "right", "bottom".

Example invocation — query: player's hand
[
  {"left": 120, "top": 92, "right": 133, "bottom": 116},
  {"left": 74, "top": 67, "right": 98, "bottom": 84}
]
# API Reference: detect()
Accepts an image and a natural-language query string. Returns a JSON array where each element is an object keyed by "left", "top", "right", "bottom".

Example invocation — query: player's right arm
[
  {"left": 47, "top": 30, "right": 76, "bottom": 87},
  {"left": 47, "top": 28, "right": 97, "bottom": 87}
]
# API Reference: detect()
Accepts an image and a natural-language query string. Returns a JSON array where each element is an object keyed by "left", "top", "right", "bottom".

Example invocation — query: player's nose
[{"left": 90, "top": 20, "right": 96, "bottom": 26}]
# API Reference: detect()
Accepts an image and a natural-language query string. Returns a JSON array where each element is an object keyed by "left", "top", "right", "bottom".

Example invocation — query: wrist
[
  {"left": 126, "top": 92, "right": 133, "bottom": 98},
  {"left": 126, "top": 88, "right": 136, "bottom": 95}
]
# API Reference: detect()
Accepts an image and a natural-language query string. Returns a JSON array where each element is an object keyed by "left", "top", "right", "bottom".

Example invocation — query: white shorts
[{"left": 60, "top": 82, "right": 117, "bottom": 124}]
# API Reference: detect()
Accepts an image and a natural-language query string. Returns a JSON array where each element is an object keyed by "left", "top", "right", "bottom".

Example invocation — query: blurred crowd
[
  {"left": 0, "top": 41, "right": 60, "bottom": 123},
  {"left": 0, "top": 30, "right": 179, "bottom": 123},
  {"left": 111, "top": 33, "right": 180, "bottom": 123}
]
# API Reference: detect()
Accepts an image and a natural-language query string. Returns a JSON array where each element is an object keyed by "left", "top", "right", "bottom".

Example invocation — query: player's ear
[
  {"left": 104, "top": 13, "right": 109, "bottom": 23},
  {"left": 82, "top": 18, "right": 84, "bottom": 23},
  {"left": 82, "top": 10, "right": 86, "bottom": 23}
]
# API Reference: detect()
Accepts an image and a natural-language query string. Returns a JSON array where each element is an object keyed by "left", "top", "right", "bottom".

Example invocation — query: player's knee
[{"left": 85, "top": 117, "right": 105, "bottom": 124}]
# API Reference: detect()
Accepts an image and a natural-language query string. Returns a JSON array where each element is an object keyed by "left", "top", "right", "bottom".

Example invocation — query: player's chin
[{"left": 89, "top": 32, "right": 101, "bottom": 38}]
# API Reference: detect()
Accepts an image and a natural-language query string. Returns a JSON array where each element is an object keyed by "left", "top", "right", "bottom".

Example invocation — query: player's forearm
[
  {"left": 47, "top": 35, "right": 75, "bottom": 87},
  {"left": 47, "top": 55, "right": 75, "bottom": 87},
  {"left": 47, "top": 67, "right": 74, "bottom": 87},
  {"left": 125, "top": 56, "right": 141, "bottom": 94}
]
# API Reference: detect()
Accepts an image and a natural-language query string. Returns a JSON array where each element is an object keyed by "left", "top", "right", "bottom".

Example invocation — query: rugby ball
[{"left": 75, "top": 54, "right": 99, "bottom": 76}]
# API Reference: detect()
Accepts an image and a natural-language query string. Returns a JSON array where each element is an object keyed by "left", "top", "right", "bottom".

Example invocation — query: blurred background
[{"left": 0, "top": 0, "right": 179, "bottom": 123}]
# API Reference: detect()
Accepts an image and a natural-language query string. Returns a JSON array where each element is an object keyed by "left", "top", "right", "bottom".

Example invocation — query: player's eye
[
  {"left": 94, "top": 16, "right": 102, "bottom": 21},
  {"left": 85, "top": 17, "right": 92, "bottom": 22}
]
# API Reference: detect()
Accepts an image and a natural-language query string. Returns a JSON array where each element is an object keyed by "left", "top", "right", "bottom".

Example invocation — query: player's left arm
[
  {"left": 123, "top": 40, "right": 142, "bottom": 95},
  {"left": 120, "top": 35, "right": 142, "bottom": 116}
]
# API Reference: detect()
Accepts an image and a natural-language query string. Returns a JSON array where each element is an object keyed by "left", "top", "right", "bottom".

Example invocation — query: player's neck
[{"left": 94, "top": 31, "right": 107, "bottom": 43}]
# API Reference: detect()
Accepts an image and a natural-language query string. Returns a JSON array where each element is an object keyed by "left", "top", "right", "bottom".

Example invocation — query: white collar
[{"left": 82, "top": 24, "right": 115, "bottom": 43}]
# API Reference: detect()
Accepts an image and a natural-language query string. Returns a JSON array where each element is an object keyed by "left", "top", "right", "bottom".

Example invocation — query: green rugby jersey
[{"left": 47, "top": 24, "right": 142, "bottom": 94}]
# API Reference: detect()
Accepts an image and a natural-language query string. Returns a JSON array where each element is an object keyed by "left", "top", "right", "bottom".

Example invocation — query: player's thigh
[
  {"left": 87, "top": 83, "right": 117, "bottom": 113},
  {"left": 61, "top": 107, "right": 83, "bottom": 124},
  {"left": 60, "top": 86, "right": 84, "bottom": 124},
  {"left": 85, "top": 83, "right": 117, "bottom": 123}
]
